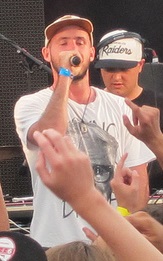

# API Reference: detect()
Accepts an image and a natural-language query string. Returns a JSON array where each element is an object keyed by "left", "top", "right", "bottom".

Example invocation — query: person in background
[
  {"left": 46, "top": 241, "right": 114, "bottom": 261},
  {"left": 33, "top": 128, "right": 163, "bottom": 261},
  {"left": 95, "top": 29, "right": 163, "bottom": 193},
  {"left": 14, "top": 15, "right": 154, "bottom": 248}
]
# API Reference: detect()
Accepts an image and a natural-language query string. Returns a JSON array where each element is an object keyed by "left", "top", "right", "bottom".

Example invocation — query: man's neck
[
  {"left": 129, "top": 86, "right": 143, "bottom": 100},
  {"left": 52, "top": 70, "right": 95, "bottom": 104},
  {"left": 69, "top": 85, "right": 96, "bottom": 104}
]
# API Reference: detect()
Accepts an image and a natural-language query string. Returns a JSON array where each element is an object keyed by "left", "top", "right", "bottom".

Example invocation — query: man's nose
[
  {"left": 112, "top": 72, "right": 122, "bottom": 80},
  {"left": 68, "top": 40, "right": 78, "bottom": 50}
]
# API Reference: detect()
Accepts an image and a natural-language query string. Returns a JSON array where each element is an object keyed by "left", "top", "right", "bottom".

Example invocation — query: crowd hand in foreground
[
  {"left": 124, "top": 98, "right": 163, "bottom": 169},
  {"left": 110, "top": 153, "right": 149, "bottom": 213},
  {"left": 33, "top": 129, "right": 163, "bottom": 261},
  {"left": 126, "top": 211, "right": 163, "bottom": 254}
]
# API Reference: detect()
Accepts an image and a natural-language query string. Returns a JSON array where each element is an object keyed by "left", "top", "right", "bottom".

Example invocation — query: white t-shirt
[{"left": 14, "top": 86, "right": 155, "bottom": 247}]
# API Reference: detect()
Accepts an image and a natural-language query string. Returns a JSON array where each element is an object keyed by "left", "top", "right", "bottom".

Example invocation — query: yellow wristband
[{"left": 116, "top": 206, "right": 131, "bottom": 217}]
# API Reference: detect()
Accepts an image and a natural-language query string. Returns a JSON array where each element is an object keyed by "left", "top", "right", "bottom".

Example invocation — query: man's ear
[
  {"left": 139, "top": 59, "right": 145, "bottom": 73},
  {"left": 42, "top": 47, "right": 51, "bottom": 62},
  {"left": 90, "top": 46, "right": 95, "bottom": 62}
]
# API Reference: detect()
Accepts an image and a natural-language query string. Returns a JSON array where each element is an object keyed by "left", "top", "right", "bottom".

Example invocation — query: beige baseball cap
[{"left": 44, "top": 14, "right": 94, "bottom": 47}]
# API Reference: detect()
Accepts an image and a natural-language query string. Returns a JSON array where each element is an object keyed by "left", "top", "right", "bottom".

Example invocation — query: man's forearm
[
  {"left": 28, "top": 76, "right": 71, "bottom": 144},
  {"left": 72, "top": 189, "right": 163, "bottom": 261},
  {"left": 146, "top": 134, "right": 163, "bottom": 169}
]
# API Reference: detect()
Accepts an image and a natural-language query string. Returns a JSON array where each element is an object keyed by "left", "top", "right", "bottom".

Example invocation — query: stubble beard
[
  {"left": 51, "top": 61, "right": 88, "bottom": 82},
  {"left": 72, "top": 69, "right": 87, "bottom": 81}
]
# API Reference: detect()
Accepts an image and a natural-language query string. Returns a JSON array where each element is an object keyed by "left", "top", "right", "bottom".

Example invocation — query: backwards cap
[
  {"left": 44, "top": 14, "right": 93, "bottom": 47},
  {"left": 95, "top": 29, "right": 144, "bottom": 69}
]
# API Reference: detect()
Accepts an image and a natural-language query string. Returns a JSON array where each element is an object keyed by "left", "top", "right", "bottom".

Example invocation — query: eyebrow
[{"left": 57, "top": 36, "right": 86, "bottom": 42}]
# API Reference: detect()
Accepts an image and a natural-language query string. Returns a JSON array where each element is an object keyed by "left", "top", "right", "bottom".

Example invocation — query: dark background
[
  {"left": 0, "top": 0, "right": 48, "bottom": 197},
  {"left": 44, "top": 0, "right": 163, "bottom": 86},
  {"left": 44, "top": 0, "right": 163, "bottom": 55}
]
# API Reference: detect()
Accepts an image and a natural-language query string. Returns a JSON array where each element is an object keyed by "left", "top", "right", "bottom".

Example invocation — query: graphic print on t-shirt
[{"left": 67, "top": 118, "right": 118, "bottom": 201}]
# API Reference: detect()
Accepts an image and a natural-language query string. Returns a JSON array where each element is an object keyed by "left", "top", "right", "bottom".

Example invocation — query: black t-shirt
[
  {"left": 133, "top": 88, "right": 163, "bottom": 193},
  {"left": 133, "top": 89, "right": 163, "bottom": 131}
]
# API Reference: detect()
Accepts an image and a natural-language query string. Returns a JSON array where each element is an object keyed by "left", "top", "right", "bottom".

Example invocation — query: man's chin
[
  {"left": 113, "top": 90, "right": 125, "bottom": 97},
  {"left": 72, "top": 70, "right": 87, "bottom": 81}
]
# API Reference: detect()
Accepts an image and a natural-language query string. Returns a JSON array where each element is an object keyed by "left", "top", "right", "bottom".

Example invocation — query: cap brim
[
  {"left": 45, "top": 18, "right": 93, "bottom": 46},
  {"left": 95, "top": 60, "right": 138, "bottom": 69}
]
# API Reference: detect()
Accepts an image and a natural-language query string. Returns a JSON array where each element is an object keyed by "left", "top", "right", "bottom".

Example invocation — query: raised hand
[
  {"left": 33, "top": 129, "right": 95, "bottom": 208},
  {"left": 111, "top": 153, "right": 148, "bottom": 213},
  {"left": 123, "top": 98, "right": 162, "bottom": 146}
]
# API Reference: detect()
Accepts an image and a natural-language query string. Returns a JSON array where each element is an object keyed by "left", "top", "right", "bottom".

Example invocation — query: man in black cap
[{"left": 95, "top": 29, "right": 163, "bottom": 193}]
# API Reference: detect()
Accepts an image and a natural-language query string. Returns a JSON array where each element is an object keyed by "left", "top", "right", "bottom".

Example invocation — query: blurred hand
[
  {"left": 123, "top": 98, "right": 162, "bottom": 147},
  {"left": 127, "top": 211, "right": 163, "bottom": 253},
  {"left": 33, "top": 129, "right": 96, "bottom": 209},
  {"left": 110, "top": 153, "right": 148, "bottom": 213}
]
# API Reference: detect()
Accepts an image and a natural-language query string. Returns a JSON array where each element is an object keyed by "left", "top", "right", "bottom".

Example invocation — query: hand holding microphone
[
  {"left": 58, "top": 53, "right": 81, "bottom": 79},
  {"left": 70, "top": 55, "right": 81, "bottom": 66}
]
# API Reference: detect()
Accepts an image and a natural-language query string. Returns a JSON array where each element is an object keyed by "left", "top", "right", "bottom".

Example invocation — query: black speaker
[
  {"left": 139, "top": 63, "right": 163, "bottom": 93},
  {"left": 0, "top": 1, "right": 49, "bottom": 197}
]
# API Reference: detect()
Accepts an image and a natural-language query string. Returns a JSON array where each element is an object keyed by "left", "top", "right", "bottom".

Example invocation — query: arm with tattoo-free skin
[
  {"left": 83, "top": 153, "right": 149, "bottom": 250},
  {"left": 28, "top": 50, "right": 81, "bottom": 145},
  {"left": 123, "top": 98, "right": 163, "bottom": 169},
  {"left": 33, "top": 129, "right": 163, "bottom": 261}
]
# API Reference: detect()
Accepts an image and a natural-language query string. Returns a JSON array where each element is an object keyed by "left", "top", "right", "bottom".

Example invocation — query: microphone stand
[
  {"left": 0, "top": 33, "right": 52, "bottom": 75},
  {"left": 0, "top": 33, "right": 53, "bottom": 178}
]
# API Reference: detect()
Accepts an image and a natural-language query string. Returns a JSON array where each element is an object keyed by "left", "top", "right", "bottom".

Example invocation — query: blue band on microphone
[{"left": 59, "top": 67, "right": 73, "bottom": 79}]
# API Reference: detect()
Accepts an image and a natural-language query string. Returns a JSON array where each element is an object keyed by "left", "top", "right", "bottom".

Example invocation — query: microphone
[{"left": 70, "top": 56, "right": 81, "bottom": 66}]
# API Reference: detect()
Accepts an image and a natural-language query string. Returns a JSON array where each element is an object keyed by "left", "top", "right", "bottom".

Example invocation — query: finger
[
  {"left": 123, "top": 115, "right": 137, "bottom": 136},
  {"left": 34, "top": 130, "right": 55, "bottom": 149},
  {"left": 110, "top": 166, "right": 128, "bottom": 190},
  {"left": 34, "top": 130, "right": 63, "bottom": 168},
  {"left": 35, "top": 151, "right": 53, "bottom": 187},
  {"left": 126, "top": 211, "right": 149, "bottom": 229},
  {"left": 125, "top": 98, "right": 139, "bottom": 112},
  {"left": 43, "top": 129, "right": 76, "bottom": 156},
  {"left": 82, "top": 227, "right": 98, "bottom": 242},
  {"left": 33, "top": 130, "right": 57, "bottom": 156},
  {"left": 63, "top": 135, "right": 80, "bottom": 154},
  {"left": 130, "top": 169, "right": 139, "bottom": 185},
  {"left": 122, "top": 168, "right": 134, "bottom": 185},
  {"left": 114, "top": 153, "right": 128, "bottom": 179},
  {"left": 124, "top": 98, "right": 140, "bottom": 126},
  {"left": 125, "top": 98, "right": 154, "bottom": 126},
  {"left": 43, "top": 129, "right": 68, "bottom": 152}
]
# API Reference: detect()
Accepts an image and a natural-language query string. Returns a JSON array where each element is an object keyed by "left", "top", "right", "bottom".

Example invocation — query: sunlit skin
[
  {"left": 42, "top": 25, "right": 95, "bottom": 93},
  {"left": 101, "top": 59, "right": 145, "bottom": 100},
  {"left": 27, "top": 25, "right": 96, "bottom": 144}
]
